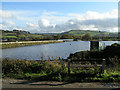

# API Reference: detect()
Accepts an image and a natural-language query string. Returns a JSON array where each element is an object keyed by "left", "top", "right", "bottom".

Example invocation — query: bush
[
  {"left": 2, "top": 58, "right": 120, "bottom": 82},
  {"left": 85, "top": 70, "right": 120, "bottom": 82},
  {"left": 2, "top": 58, "right": 68, "bottom": 81}
]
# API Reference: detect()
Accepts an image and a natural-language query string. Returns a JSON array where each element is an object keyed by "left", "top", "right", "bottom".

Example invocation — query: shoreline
[
  {"left": 1, "top": 40, "right": 64, "bottom": 49},
  {"left": 0, "top": 40, "right": 63, "bottom": 44}
]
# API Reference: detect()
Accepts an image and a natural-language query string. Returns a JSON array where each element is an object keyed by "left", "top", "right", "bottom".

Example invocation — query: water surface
[{"left": 2, "top": 41, "right": 118, "bottom": 60}]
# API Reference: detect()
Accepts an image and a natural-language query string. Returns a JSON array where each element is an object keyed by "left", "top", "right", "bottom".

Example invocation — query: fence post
[
  {"left": 81, "top": 52, "right": 84, "bottom": 59},
  {"left": 68, "top": 59, "right": 71, "bottom": 75},
  {"left": 102, "top": 59, "right": 106, "bottom": 73}
]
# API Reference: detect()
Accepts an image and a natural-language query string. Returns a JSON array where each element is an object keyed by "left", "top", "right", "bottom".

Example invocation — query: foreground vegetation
[
  {"left": 1, "top": 40, "right": 63, "bottom": 49},
  {"left": 2, "top": 57, "right": 120, "bottom": 82}
]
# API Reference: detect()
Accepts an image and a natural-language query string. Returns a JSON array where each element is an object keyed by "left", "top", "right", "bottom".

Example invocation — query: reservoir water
[{"left": 2, "top": 41, "right": 118, "bottom": 60}]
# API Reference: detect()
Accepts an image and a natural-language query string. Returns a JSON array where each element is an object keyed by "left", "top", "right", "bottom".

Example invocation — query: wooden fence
[
  {"left": 36, "top": 58, "right": 106, "bottom": 75},
  {"left": 67, "top": 59, "right": 106, "bottom": 75}
]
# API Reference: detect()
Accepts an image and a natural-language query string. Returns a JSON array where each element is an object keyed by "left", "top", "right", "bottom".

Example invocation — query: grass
[
  {"left": 85, "top": 70, "right": 120, "bottom": 82},
  {"left": 66, "top": 30, "right": 111, "bottom": 37},
  {"left": 2, "top": 36, "right": 17, "bottom": 39},
  {"left": 27, "top": 34, "right": 43, "bottom": 38}
]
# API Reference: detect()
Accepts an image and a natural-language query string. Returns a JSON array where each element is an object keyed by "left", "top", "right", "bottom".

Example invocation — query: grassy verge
[
  {"left": 1, "top": 40, "right": 63, "bottom": 49},
  {"left": 2, "top": 58, "right": 120, "bottom": 82}
]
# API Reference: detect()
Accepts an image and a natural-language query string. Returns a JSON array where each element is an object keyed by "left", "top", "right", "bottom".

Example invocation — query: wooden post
[
  {"left": 94, "top": 61, "right": 97, "bottom": 71},
  {"left": 81, "top": 52, "right": 83, "bottom": 60},
  {"left": 102, "top": 59, "right": 105, "bottom": 73},
  {"left": 68, "top": 59, "right": 71, "bottom": 75}
]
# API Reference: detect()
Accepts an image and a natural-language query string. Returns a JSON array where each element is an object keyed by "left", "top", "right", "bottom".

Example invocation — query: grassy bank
[
  {"left": 2, "top": 58, "right": 120, "bottom": 82},
  {"left": 69, "top": 43, "right": 120, "bottom": 65},
  {"left": 1, "top": 40, "right": 63, "bottom": 49}
]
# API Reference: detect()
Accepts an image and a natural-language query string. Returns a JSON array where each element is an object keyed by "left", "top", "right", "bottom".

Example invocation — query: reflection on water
[{"left": 2, "top": 41, "right": 118, "bottom": 60}]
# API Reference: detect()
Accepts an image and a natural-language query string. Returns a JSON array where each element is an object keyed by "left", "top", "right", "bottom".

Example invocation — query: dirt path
[{"left": 2, "top": 78, "right": 120, "bottom": 88}]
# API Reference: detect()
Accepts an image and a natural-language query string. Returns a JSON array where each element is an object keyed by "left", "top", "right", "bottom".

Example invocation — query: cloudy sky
[{"left": 0, "top": 2, "right": 118, "bottom": 33}]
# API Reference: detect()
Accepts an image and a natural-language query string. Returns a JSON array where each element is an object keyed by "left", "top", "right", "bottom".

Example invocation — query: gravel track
[{"left": 2, "top": 78, "right": 120, "bottom": 88}]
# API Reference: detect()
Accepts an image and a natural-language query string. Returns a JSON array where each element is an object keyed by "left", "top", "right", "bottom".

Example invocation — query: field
[{"left": 2, "top": 36, "right": 17, "bottom": 39}]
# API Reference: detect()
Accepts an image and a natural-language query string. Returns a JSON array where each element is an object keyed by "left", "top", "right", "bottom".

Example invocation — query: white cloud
[
  {"left": 79, "top": 25, "right": 98, "bottom": 31},
  {"left": 38, "top": 19, "right": 57, "bottom": 33},
  {"left": 25, "top": 22, "right": 40, "bottom": 32},
  {"left": 3, "top": 20, "right": 15, "bottom": 25},
  {"left": 112, "top": 27, "right": 118, "bottom": 32},
  {"left": 69, "top": 21, "right": 74, "bottom": 25},
  {"left": 1, "top": 20, "right": 16, "bottom": 30},
  {"left": 0, "top": 10, "right": 15, "bottom": 18},
  {"left": 42, "top": 11, "right": 61, "bottom": 16},
  {"left": 0, "top": 9, "right": 118, "bottom": 33},
  {"left": 106, "top": 27, "right": 118, "bottom": 32},
  {"left": 68, "top": 9, "right": 118, "bottom": 20},
  {"left": 26, "top": 22, "right": 39, "bottom": 27},
  {"left": 40, "top": 19, "right": 50, "bottom": 27}
]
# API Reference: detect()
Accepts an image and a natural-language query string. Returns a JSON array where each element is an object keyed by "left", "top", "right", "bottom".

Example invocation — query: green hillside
[{"left": 61, "top": 30, "right": 116, "bottom": 37}]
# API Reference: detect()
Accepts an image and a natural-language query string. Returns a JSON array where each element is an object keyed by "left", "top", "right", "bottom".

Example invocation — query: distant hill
[
  {"left": 36, "top": 30, "right": 118, "bottom": 37},
  {"left": 61, "top": 30, "right": 117, "bottom": 37},
  {"left": 39, "top": 33, "right": 60, "bottom": 35}
]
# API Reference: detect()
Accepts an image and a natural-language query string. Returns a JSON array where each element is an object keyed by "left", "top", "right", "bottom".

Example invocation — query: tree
[
  {"left": 53, "top": 34, "right": 61, "bottom": 40},
  {"left": 61, "top": 34, "right": 73, "bottom": 39},
  {"left": 81, "top": 33, "right": 92, "bottom": 41}
]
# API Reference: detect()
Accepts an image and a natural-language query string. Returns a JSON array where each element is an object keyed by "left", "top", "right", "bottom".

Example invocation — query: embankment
[{"left": 1, "top": 40, "right": 63, "bottom": 49}]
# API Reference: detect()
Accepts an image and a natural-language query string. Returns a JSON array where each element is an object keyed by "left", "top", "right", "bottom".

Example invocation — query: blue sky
[
  {"left": 3, "top": 2, "right": 117, "bottom": 13},
  {"left": 1, "top": 2, "right": 118, "bottom": 33}
]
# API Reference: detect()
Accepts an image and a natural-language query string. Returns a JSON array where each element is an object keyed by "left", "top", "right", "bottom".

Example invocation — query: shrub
[{"left": 2, "top": 58, "right": 120, "bottom": 82}]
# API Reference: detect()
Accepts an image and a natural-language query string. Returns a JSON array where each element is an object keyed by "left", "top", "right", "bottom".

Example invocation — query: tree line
[{"left": 1, "top": 30, "right": 118, "bottom": 42}]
